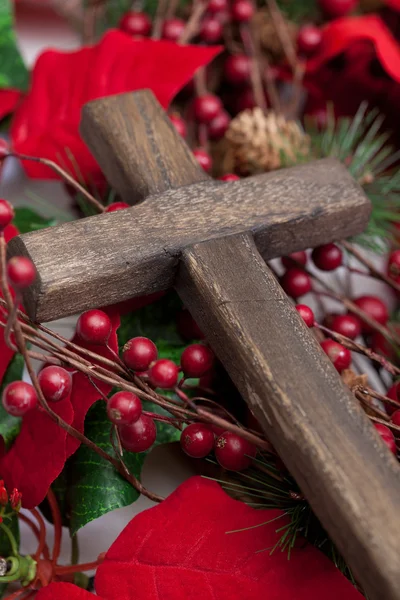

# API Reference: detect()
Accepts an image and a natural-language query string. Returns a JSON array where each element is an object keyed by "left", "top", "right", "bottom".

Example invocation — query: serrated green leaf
[
  {"left": 0, "top": 354, "right": 23, "bottom": 449},
  {"left": 13, "top": 207, "right": 57, "bottom": 234},
  {"left": 0, "top": 0, "right": 29, "bottom": 90}
]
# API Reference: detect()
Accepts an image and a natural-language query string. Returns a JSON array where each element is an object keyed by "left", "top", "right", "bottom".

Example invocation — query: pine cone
[
  {"left": 253, "top": 9, "right": 297, "bottom": 60},
  {"left": 225, "top": 107, "right": 310, "bottom": 175}
]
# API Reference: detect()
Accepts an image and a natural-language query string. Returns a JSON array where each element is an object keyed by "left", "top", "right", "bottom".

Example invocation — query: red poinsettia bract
[
  {"left": 0, "top": 309, "right": 120, "bottom": 508},
  {"left": 0, "top": 89, "right": 22, "bottom": 121},
  {"left": 0, "top": 224, "right": 20, "bottom": 382},
  {"left": 37, "top": 477, "right": 362, "bottom": 600},
  {"left": 10, "top": 30, "right": 220, "bottom": 183}
]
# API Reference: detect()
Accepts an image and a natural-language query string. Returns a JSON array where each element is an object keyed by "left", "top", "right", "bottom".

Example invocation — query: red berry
[
  {"left": 281, "top": 251, "right": 307, "bottom": 269},
  {"left": 200, "top": 16, "right": 223, "bottom": 43},
  {"left": 387, "top": 249, "right": 400, "bottom": 285},
  {"left": 295, "top": 304, "right": 314, "bottom": 327},
  {"left": 2, "top": 381, "right": 37, "bottom": 416},
  {"left": 7, "top": 257, "right": 36, "bottom": 290},
  {"left": 180, "top": 423, "right": 215, "bottom": 458},
  {"left": 181, "top": 344, "right": 214, "bottom": 378},
  {"left": 330, "top": 314, "right": 361, "bottom": 340},
  {"left": 370, "top": 331, "right": 396, "bottom": 360},
  {"left": 119, "top": 414, "right": 156, "bottom": 452},
  {"left": 235, "top": 88, "right": 258, "bottom": 112},
  {"left": 391, "top": 410, "right": 400, "bottom": 427},
  {"left": 386, "top": 384, "right": 400, "bottom": 416},
  {"left": 208, "top": 0, "right": 228, "bottom": 13},
  {"left": 297, "top": 25, "right": 322, "bottom": 56},
  {"left": 105, "top": 202, "right": 130, "bottom": 213},
  {"left": 312, "top": 243, "right": 342, "bottom": 271},
  {"left": 162, "top": 18, "right": 185, "bottom": 41},
  {"left": 352, "top": 295, "right": 389, "bottom": 334},
  {"left": 193, "top": 148, "right": 212, "bottom": 173},
  {"left": 215, "top": 431, "right": 257, "bottom": 471},
  {"left": 373, "top": 422, "right": 397, "bottom": 455},
  {"left": 119, "top": 11, "right": 152, "bottom": 36},
  {"left": 320, "top": 339, "right": 351, "bottom": 373},
  {"left": 38, "top": 366, "right": 72, "bottom": 402},
  {"left": 193, "top": 95, "right": 223, "bottom": 124},
  {"left": 224, "top": 54, "right": 251, "bottom": 84},
  {"left": 208, "top": 110, "right": 231, "bottom": 140},
  {"left": 231, "top": 0, "right": 254, "bottom": 22},
  {"left": 0, "top": 199, "right": 14, "bottom": 230},
  {"left": 122, "top": 337, "right": 157, "bottom": 371},
  {"left": 169, "top": 114, "right": 187, "bottom": 138},
  {"left": 107, "top": 391, "right": 142, "bottom": 425},
  {"left": 176, "top": 309, "right": 204, "bottom": 341},
  {"left": 281, "top": 267, "right": 312, "bottom": 298},
  {"left": 318, "top": 0, "right": 358, "bottom": 18},
  {"left": 149, "top": 359, "right": 179, "bottom": 389},
  {"left": 219, "top": 173, "right": 240, "bottom": 181},
  {"left": 76, "top": 309, "right": 112, "bottom": 345}
]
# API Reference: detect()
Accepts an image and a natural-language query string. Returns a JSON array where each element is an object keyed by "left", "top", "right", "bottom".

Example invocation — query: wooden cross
[{"left": 9, "top": 91, "right": 400, "bottom": 599}]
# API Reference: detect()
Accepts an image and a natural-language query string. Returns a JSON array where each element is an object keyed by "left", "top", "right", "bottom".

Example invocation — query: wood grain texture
[
  {"left": 80, "top": 90, "right": 209, "bottom": 204},
  {"left": 176, "top": 232, "right": 400, "bottom": 600},
  {"left": 8, "top": 158, "right": 370, "bottom": 322}
]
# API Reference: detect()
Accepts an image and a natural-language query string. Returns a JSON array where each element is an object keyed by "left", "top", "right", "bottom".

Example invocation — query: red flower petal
[
  {"left": 65, "top": 309, "right": 120, "bottom": 457},
  {"left": 11, "top": 31, "right": 220, "bottom": 182},
  {"left": 307, "top": 15, "right": 400, "bottom": 82},
  {"left": 0, "top": 89, "right": 22, "bottom": 121},
  {"left": 37, "top": 583, "right": 99, "bottom": 599}
]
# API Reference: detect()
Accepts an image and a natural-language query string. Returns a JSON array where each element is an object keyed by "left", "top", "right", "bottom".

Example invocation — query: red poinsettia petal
[
  {"left": 92, "top": 477, "right": 362, "bottom": 600},
  {"left": 65, "top": 308, "right": 120, "bottom": 458},
  {"left": 384, "top": 0, "right": 400, "bottom": 9},
  {"left": 0, "top": 89, "right": 22, "bottom": 121},
  {"left": 11, "top": 30, "right": 221, "bottom": 182},
  {"left": 0, "top": 398, "right": 74, "bottom": 508},
  {"left": 307, "top": 15, "right": 400, "bottom": 83},
  {"left": 36, "top": 583, "right": 99, "bottom": 599},
  {"left": 0, "top": 224, "right": 20, "bottom": 382}
]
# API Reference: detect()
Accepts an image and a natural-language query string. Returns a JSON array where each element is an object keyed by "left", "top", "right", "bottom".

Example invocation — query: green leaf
[
  {"left": 0, "top": 354, "right": 24, "bottom": 449},
  {"left": 13, "top": 207, "right": 57, "bottom": 234},
  {"left": 0, "top": 513, "right": 19, "bottom": 598},
  {"left": 65, "top": 402, "right": 146, "bottom": 535},
  {"left": 0, "top": 0, "right": 29, "bottom": 90}
]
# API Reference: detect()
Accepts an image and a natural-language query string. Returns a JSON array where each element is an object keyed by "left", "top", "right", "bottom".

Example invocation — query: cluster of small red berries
[
  {"left": 181, "top": 424, "right": 257, "bottom": 471},
  {"left": 0, "top": 481, "right": 22, "bottom": 513}
]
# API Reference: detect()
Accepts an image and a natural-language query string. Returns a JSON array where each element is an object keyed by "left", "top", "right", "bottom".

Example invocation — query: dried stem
[
  {"left": 152, "top": 0, "right": 169, "bottom": 39},
  {"left": 342, "top": 241, "right": 400, "bottom": 295},
  {"left": 178, "top": 0, "right": 207, "bottom": 44},
  {"left": 240, "top": 24, "right": 267, "bottom": 111}
]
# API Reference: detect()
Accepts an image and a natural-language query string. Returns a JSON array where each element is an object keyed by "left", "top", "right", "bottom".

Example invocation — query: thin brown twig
[
  {"left": 342, "top": 240, "right": 400, "bottom": 295},
  {"left": 240, "top": 23, "right": 267, "bottom": 111},
  {"left": 152, "top": 0, "right": 169, "bottom": 39},
  {"left": 178, "top": 0, "right": 207, "bottom": 44}
]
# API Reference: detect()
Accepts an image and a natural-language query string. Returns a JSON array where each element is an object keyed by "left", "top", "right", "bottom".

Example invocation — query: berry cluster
[{"left": 180, "top": 423, "right": 257, "bottom": 471}]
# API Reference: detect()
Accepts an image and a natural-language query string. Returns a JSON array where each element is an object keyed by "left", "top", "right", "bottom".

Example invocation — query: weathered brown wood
[
  {"left": 176, "top": 232, "right": 400, "bottom": 600},
  {"left": 80, "top": 90, "right": 209, "bottom": 204},
  {"left": 8, "top": 158, "right": 369, "bottom": 322}
]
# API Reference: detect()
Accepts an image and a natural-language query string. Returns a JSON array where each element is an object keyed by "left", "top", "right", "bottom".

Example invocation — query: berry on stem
[
  {"left": 2, "top": 381, "right": 37, "bottom": 416},
  {"left": 391, "top": 410, "right": 400, "bottom": 427},
  {"left": 169, "top": 114, "right": 187, "bottom": 138},
  {"left": 295, "top": 304, "right": 314, "bottom": 327},
  {"left": 373, "top": 422, "right": 397, "bottom": 455},
  {"left": 219, "top": 173, "right": 240, "bottom": 181},
  {"left": 231, "top": 0, "right": 254, "bottom": 22},
  {"left": 215, "top": 431, "right": 257, "bottom": 471},
  {"left": 107, "top": 391, "right": 142, "bottom": 425},
  {"left": 76, "top": 309, "right": 112, "bottom": 345},
  {"left": 281, "top": 267, "right": 312, "bottom": 298},
  {"left": 181, "top": 344, "right": 214, "bottom": 378},
  {"left": 162, "top": 18, "right": 185, "bottom": 41},
  {"left": 281, "top": 251, "right": 307, "bottom": 269},
  {"left": 119, "top": 11, "right": 152, "bottom": 36},
  {"left": 352, "top": 295, "right": 389, "bottom": 333},
  {"left": 149, "top": 359, "right": 179, "bottom": 389},
  {"left": 193, "top": 95, "right": 223, "bottom": 124},
  {"left": 180, "top": 423, "right": 215, "bottom": 458},
  {"left": 330, "top": 314, "right": 361, "bottom": 340},
  {"left": 320, "top": 339, "right": 351, "bottom": 372},
  {"left": 208, "top": 0, "right": 228, "bottom": 13},
  {"left": 122, "top": 336, "right": 157, "bottom": 371},
  {"left": 0, "top": 199, "right": 14, "bottom": 230},
  {"left": 193, "top": 148, "right": 212, "bottom": 173},
  {"left": 119, "top": 414, "right": 156, "bottom": 452},
  {"left": 311, "top": 243, "right": 342, "bottom": 271},
  {"left": 38, "top": 366, "right": 72, "bottom": 403},
  {"left": 208, "top": 110, "right": 231, "bottom": 140},
  {"left": 318, "top": 0, "right": 358, "bottom": 18},
  {"left": 105, "top": 202, "right": 130, "bottom": 213},
  {"left": 200, "top": 16, "right": 223, "bottom": 43},
  {"left": 297, "top": 25, "right": 322, "bottom": 56},
  {"left": 224, "top": 54, "right": 251, "bottom": 84},
  {"left": 7, "top": 257, "right": 36, "bottom": 289}
]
